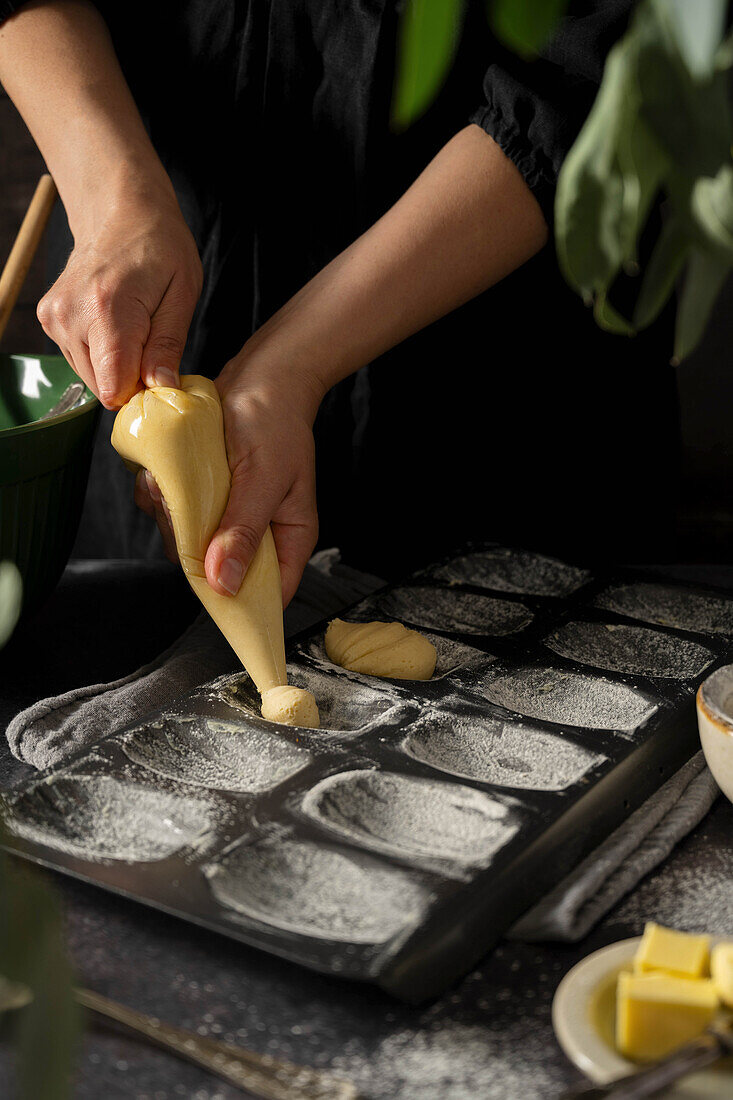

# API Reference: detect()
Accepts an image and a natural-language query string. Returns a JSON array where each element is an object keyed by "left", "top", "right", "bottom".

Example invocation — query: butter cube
[
  {"left": 616, "top": 972, "right": 719, "bottom": 1061},
  {"left": 711, "top": 943, "right": 733, "bottom": 1008},
  {"left": 633, "top": 922, "right": 710, "bottom": 979}
]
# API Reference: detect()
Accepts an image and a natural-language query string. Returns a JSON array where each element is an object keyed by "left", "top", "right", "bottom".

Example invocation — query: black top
[{"left": 3, "top": 0, "right": 679, "bottom": 576}]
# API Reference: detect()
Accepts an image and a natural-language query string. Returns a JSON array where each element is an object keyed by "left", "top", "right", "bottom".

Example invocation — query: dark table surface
[{"left": 1, "top": 560, "right": 732, "bottom": 1100}]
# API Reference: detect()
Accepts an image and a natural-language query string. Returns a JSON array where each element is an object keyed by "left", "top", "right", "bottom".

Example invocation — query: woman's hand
[
  {"left": 136, "top": 124, "right": 549, "bottom": 602},
  {"left": 0, "top": 2, "right": 204, "bottom": 408},
  {"left": 138, "top": 350, "right": 325, "bottom": 607},
  {"left": 37, "top": 182, "right": 202, "bottom": 409}
]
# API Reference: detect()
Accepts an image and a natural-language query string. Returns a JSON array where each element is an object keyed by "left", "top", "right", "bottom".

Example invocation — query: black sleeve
[
  {"left": 470, "top": 0, "right": 636, "bottom": 225},
  {"left": 0, "top": 1, "right": 20, "bottom": 19}
]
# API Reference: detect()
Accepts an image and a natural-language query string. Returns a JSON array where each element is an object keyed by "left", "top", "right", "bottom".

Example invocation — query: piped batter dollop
[{"left": 325, "top": 618, "right": 437, "bottom": 680}]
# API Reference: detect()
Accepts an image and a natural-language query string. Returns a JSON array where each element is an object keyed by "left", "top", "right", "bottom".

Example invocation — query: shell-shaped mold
[
  {"left": 427, "top": 547, "right": 590, "bottom": 597},
  {"left": 481, "top": 666, "right": 657, "bottom": 731},
  {"left": 302, "top": 769, "right": 521, "bottom": 866},
  {"left": 595, "top": 582, "right": 733, "bottom": 636},
  {"left": 121, "top": 716, "right": 311, "bottom": 793},
  {"left": 5, "top": 773, "right": 216, "bottom": 863},
  {"left": 203, "top": 835, "right": 429, "bottom": 943},
  {"left": 545, "top": 620, "right": 716, "bottom": 679},
  {"left": 304, "top": 630, "right": 490, "bottom": 680},
  {"left": 369, "top": 585, "right": 532, "bottom": 637},
  {"left": 403, "top": 710, "right": 604, "bottom": 791},
  {"left": 219, "top": 663, "right": 408, "bottom": 733}
]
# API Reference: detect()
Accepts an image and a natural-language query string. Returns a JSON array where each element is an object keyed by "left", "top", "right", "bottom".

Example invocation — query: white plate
[{"left": 552, "top": 936, "right": 733, "bottom": 1098}]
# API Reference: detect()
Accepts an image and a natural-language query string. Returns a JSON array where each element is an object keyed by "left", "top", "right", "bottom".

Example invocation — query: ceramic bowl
[
  {"left": 553, "top": 935, "right": 733, "bottom": 1097},
  {"left": 697, "top": 665, "right": 733, "bottom": 804},
  {"left": 0, "top": 353, "right": 99, "bottom": 614}
]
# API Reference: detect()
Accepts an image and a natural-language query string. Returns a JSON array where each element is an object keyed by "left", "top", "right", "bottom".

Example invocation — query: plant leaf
[
  {"left": 0, "top": 562, "right": 22, "bottom": 648},
  {"left": 674, "top": 247, "right": 731, "bottom": 361},
  {"left": 594, "top": 291, "right": 635, "bottom": 335},
  {"left": 661, "top": 0, "right": 727, "bottom": 79},
  {"left": 489, "top": 0, "right": 569, "bottom": 60},
  {"left": 555, "top": 39, "right": 635, "bottom": 297},
  {"left": 616, "top": 113, "right": 669, "bottom": 267},
  {"left": 0, "top": 845, "right": 81, "bottom": 1100},
  {"left": 691, "top": 165, "right": 733, "bottom": 257},
  {"left": 639, "top": 1, "right": 731, "bottom": 175},
  {"left": 633, "top": 213, "right": 690, "bottom": 329},
  {"left": 391, "top": 0, "right": 465, "bottom": 131},
  {"left": 715, "top": 27, "right": 733, "bottom": 70}
]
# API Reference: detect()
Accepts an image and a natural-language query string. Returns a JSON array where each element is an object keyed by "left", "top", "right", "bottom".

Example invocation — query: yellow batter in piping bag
[{"left": 111, "top": 375, "right": 319, "bottom": 727}]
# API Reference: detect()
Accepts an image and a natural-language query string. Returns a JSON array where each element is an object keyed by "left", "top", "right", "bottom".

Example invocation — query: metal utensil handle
[
  {"left": 561, "top": 1030, "right": 724, "bottom": 1099},
  {"left": 75, "top": 987, "right": 358, "bottom": 1100},
  {"left": 39, "top": 381, "right": 87, "bottom": 421}
]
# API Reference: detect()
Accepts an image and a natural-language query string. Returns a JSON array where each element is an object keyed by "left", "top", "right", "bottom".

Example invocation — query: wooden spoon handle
[{"left": 0, "top": 173, "right": 57, "bottom": 344}]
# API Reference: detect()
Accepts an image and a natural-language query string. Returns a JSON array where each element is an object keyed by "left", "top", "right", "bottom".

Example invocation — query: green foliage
[
  {"left": 392, "top": 0, "right": 733, "bottom": 360},
  {"left": 0, "top": 563, "right": 22, "bottom": 649},
  {"left": 490, "top": 0, "right": 570, "bottom": 59},
  {"left": 391, "top": 0, "right": 569, "bottom": 130},
  {"left": 0, "top": 566, "right": 80, "bottom": 1097},
  {"left": 391, "top": 0, "right": 465, "bottom": 131},
  {"left": 554, "top": 0, "right": 733, "bottom": 359},
  {"left": 0, "top": 848, "right": 81, "bottom": 1099}
]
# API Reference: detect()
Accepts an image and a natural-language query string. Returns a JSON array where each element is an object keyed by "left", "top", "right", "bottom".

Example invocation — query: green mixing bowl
[{"left": 0, "top": 354, "right": 99, "bottom": 613}]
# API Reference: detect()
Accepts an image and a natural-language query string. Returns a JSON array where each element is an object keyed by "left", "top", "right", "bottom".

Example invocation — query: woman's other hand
[
  {"left": 0, "top": 1, "right": 202, "bottom": 410},
  {"left": 37, "top": 183, "right": 202, "bottom": 409}
]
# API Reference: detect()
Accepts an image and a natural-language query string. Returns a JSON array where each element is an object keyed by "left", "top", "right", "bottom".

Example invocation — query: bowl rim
[
  {"left": 0, "top": 395, "right": 100, "bottom": 438},
  {"left": 697, "top": 664, "right": 733, "bottom": 734},
  {"left": 0, "top": 351, "right": 99, "bottom": 439}
]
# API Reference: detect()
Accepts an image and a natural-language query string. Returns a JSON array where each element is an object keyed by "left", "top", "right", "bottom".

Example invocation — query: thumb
[
  {"left": 204, "top": 463, "right": 278, "bottom": 597},
  {"left": 139, "top": 272, "right": 196, "bottom": 389}
]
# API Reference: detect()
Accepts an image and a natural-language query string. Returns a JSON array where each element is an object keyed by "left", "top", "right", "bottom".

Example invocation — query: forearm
[
  {"left": 235, "top": 124, "right": 548, "bottom": 410},
  {"left": 0, "top": 0, "right": 175, "bottom": 238}
]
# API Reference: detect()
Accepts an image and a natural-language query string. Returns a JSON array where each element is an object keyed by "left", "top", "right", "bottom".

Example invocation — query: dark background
[{"left": 3, "top": 84, "right": 733, "bottom": 565}]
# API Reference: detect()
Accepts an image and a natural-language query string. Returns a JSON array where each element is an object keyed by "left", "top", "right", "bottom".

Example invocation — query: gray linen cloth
[{"left": 6, "top": 551, "right": 719, "bottom": 943}]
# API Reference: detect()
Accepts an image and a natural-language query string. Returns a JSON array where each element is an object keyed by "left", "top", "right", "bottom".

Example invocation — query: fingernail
[
  {"left": 152, "top": 367, "right": 178, "bottom": 389},
  {"left": 218, "top": 558, "right": 244, "bottom": 596}
]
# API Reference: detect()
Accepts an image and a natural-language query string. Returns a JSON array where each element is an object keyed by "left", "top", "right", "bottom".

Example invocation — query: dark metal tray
[{"left": 2, "top": 544, "right": 731, "bottom": 1003}]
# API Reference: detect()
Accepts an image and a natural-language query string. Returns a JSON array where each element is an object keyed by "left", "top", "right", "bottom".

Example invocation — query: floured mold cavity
[
  {"left": 204, "top": 835, "right": 428, "bottom": 943},
  {"left": 427, "top": 548, "right": 591, "bottom": 597},
  {"left": 5, "top": 773, "right": 217, "bottom": 863},
  {"left": 403, "top": 710, "right": 603, "bottom": 791},
  {"left": 595, "top": 582, "right": 733, "bottom": 636},
  {"left": 219, "top": 663, "right": 405, "bottom": 732},
  {"left": 302, "top": 769, "right": 521, "bottom": 867},
  {"left": 304, "top": 630, "right": 490, "bottom": 680},
  {"left": 481, "top": 666, "right": 657, "bottom": 731},
  {"left": 545, "top": 620, "right": 716, "bottom": 680},
  {"left": 368, "top": 586, "right": 533, "bottom": 637},
  {"left": 120, "top": 715, "right": 311, "bottom": 793}
]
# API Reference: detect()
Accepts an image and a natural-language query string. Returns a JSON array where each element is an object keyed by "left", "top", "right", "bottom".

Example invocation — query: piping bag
[{"left": 111, "top": 374, "right": 319, "bottom": 727}]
